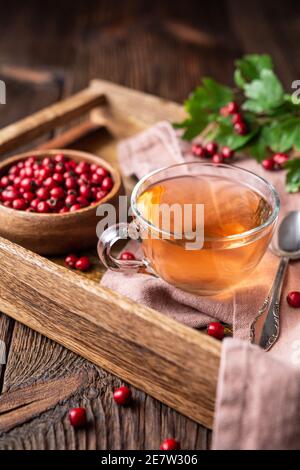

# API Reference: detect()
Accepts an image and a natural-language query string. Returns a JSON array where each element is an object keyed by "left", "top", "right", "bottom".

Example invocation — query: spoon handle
[{"left": 250, "top": 256, "right": 289, "bottom": 351}]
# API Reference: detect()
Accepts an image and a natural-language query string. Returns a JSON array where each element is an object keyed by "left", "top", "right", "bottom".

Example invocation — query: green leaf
[
  {"left": 247, "top": 127, "right": 271, "bottom": 161},
  {"left": 243, "top": 70, "right": 285, "bottom": 113},
  {"left": 180, "top": 118, "right": 208, "bottom": 140},
  {"left": 176, "top": 78, "right": 233, "bottom": 140},
  {"left": 234, "top": 54, "right": 273, "bottom": 88},
  {"left": 185, "top": 78, "right": 233, "bottom": 114},
  {"left": 285, "top": 158, "right": 300, "bottom": 193},
  {"left": 214, "top": 118, "right": 258, "bottom": 150},
  {"left": 263, "top": 117, "right": 300, "bottom": 152}
]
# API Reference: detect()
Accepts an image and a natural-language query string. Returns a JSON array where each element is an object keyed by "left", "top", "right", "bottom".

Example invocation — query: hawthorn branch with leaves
[{"left": 175, "top": 54, "right": 300, "bottom": 193}]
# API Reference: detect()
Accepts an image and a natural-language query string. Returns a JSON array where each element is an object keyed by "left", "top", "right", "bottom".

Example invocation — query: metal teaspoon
[{"left": 250, "top": 211, "right": 300, "bottom": 350}]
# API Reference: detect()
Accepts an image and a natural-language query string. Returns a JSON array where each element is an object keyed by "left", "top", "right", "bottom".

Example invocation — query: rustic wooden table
[{"left": 0, "top": 0, "right": 299, "bottom": 450}]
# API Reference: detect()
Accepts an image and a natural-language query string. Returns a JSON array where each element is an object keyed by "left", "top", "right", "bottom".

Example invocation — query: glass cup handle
[{"left": 97, "top": 222, "right": 145, "bottom": 273}]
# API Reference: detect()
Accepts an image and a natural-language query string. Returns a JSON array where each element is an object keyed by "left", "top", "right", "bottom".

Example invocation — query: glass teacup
[{"left": 98, "top": 162, "right": 280, "bottom": 296}]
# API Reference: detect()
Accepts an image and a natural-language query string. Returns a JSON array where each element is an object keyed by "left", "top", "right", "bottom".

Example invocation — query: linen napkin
[
  {"left": 213, "top": 338, "right": 300, "bottom": 450},
  {"left": 101, "top": 121, "right": 300, "bottom": 357}
]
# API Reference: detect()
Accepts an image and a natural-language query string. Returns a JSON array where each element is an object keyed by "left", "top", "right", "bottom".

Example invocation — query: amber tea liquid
[{"left": 136, "top": 174, "right": 273, "bottom": 295}]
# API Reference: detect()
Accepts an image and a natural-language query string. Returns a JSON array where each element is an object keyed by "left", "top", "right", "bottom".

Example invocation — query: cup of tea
[{"left": 98, "top": 162, "right": 280, "bottom": 296}]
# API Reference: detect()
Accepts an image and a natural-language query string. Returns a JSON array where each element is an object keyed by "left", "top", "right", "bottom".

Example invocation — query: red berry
[
  {"left": 96, "top": 167, "right": 108, "bottom": 178},
  {"left": 69, "top": 407, "right": 86, "bottom": 428},
  {"left": 113, "top": 386, "right": 132, "bottom": 405},
  {"left": 77, "top": 196, "right": 89, "bottom": 207},
  {"left": 42, "top": 157, "right": 53, "bottom": 167},
  {"left": 2, "top": 188, "right": 19, "bottom": 201},
  {"left": 96, "top": 190, "right": 108, "bottom": 201},
  {"left": 160, "top": 438, "right": 180, "bottom": 451},
  {"left": 65, "top": 194, "right": 77, "bottom": 207},
  {"left": 37, "top": 201, "right": 50, "bottom": 213},
  {"left": 36, "top": 187, "right": 50, "bottom": 200},
  {"left": 207, "top": 322, "right": 225, "bottom": 340},
  {"left": 262, "top": 158, "right": 275, "bottom": 171},
  {"left": 78, "top": 173, "right": 90, "bottom": 184},
  {"left": 3, "top": 201, "right": 12, "bottom": 208},
  {"left": 287, "top": 291, "right": 300, "bottom": 308},
  {"left": 23, "top": 191, "right": 34, "bottom": 202},
  {"left": 234, "top": 122, "right": 247, "bottom": 135},
  {"left": 26, "top": 207, "right": 36, "bottom": 213},
  {"left": 38, "top": 167, "right": 52, "bottom": 180},
  {"left": 65, "top": 160, "right": 77, "bottom": 171},
  {"left": 120, "top": 251, "right": 136, "bottom": 261},
  {"left": 0, "top": 176, "right": 10, "bottom": 188},
  {"left": 221, "top": 146, "right": 234, "bottom": 159},
  {"left": 205, "top": 142, "right": 218, "bottom": 156},
  {"left": 79, "top": 184, "right": 92, "bottom": 199},
  {"left": 273, "top": 153, "right": 289, "bottom": 168},
  {"left": 67, "top": 189, "right": 78, "bottom": 196},
  {"left": 8, "top": 165, "right": 19, "bottom": 176},
  {"left": 30, "top": 198, "right": 40, "bottom": 210},
  {"left": 91, "top": 172, "right": 104, "bottom": 185},
  {"left": 227, "top": 101, "right": 239, "bottom": 114},
  {"left": 50, "top": 186, "right": 65, "bottom": 200},
  {"left": 75, "top": 256, "right": 91, "bottom": 271},
  {"left": 20, "top": 178, "right": 35, "bottom": 192},
  {"left": 25, "top": 156, "right": 37, "bottom": 166},
  {"left": 212, "top": 153, "right": 224, "bottom": 164},
  {"left": 90, "top": 163, "right": 98, "bottom": 172},
  {"left": 232, "top": 113, "right": 243, "bottom": 125},
  {"left": 101, "top": 177, "right": 113, "bottom": 192},
  {"left": 192, "top": 144, "right": 207, "bottom": 158},
  {"left": 64, "top": 170, "right": 75, "bottom": 179},
  {"left": 53, "top": 173, "right": 64, "bottom": 185},
  {"left": 65, "top": 177, "right": 77, "bottom": 190},
  {"left": 54, "top": 153, "right": 66, "bottom": 163},
  {"left": 12, "top": 176, "right": 22, "bottom": 188},
  {"left": 69, "top": 204, "right": 82, "bottom": 212},
  {"left": 55, "top": 162, "right": 65, "bottom": 174},
  {"left": 65, "top": 254, "right": 78, "bottom": 268},
  {"left": 75, "top": 162, "right": 90, "bottom": 175},
  {"left": 59, "top": 206, "right": 69, "bottom": 213},
  {"left": 21, "top": 167, "right": 34, "bottom": 178},
  {"left": 48, "top": 197, "right": 63, "bottom": 211},
  {"left": 12, "top": 198, "right": 27, "bottom": 211},
  {"left": 43, "top": 177, "right": 56, "bottom": 190}
]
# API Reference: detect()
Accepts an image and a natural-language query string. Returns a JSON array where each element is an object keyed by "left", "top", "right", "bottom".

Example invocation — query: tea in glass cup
[{"left": 98, "top": 163, "right": 280, "bottom": 296}]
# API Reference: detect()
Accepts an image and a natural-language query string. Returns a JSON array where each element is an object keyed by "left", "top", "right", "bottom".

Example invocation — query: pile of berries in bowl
[
  {"left": 0, "top": 152, "right": 114, "bottom": 213},
  {"left": 0, "top": 149, "right": 122, "bottom": 255}
]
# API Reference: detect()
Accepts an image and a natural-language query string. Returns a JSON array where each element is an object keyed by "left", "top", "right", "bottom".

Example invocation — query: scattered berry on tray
[
  {"left": 287, "top": 291, "right": 300, "bottom": 308},
  {"left": 119, "top": 251, "right": 136, "bottom": 261},
  {"left": 207, "top": 321, "right": 225, "bottom": 340},
  {"left": 159, "top": 438, "right": 180, "bottom": 450},
  {"left": 69, "top": 407, "right": 87, "bottom": 428},
  {"left": 113, "top": 385, "right": 132, "bottom": 405}
]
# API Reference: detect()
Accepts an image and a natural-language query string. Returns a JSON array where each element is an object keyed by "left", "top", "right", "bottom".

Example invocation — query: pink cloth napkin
[
  {"left": 213, "top": 338, "right": 300, "bottom": 449},
  {"left": 101, "top": 121, "right": 300, "bottom": 449}
]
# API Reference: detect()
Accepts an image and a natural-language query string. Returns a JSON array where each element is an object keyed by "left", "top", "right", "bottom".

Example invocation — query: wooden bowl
[{"left": 0, "top": 149, "right": 123, "bottom": 255}]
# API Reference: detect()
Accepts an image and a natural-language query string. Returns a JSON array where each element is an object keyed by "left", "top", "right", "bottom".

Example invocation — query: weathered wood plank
[{"left": 0, "top": 236, "right": 221, "bottom": 429}]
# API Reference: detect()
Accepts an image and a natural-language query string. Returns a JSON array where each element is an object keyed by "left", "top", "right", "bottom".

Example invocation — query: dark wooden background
[{"left": 0, "top": 0, "right": 299, "bottom": 450}]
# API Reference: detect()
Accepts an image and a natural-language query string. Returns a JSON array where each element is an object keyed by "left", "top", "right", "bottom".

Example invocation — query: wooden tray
[{"left": 0, "top": 80, "right": 221, "bottom": 430}]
